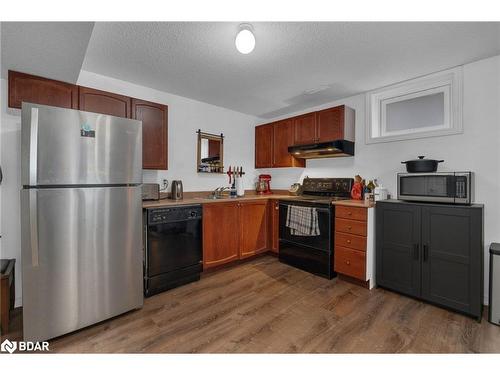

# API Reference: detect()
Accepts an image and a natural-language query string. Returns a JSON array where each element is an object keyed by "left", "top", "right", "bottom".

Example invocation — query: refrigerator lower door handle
[{"left": 30, "top": 190, "right": 39, "bottom": 267}]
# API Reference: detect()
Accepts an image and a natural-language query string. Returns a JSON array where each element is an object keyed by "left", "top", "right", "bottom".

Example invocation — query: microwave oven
[{"left": 397, "top": 172, "right": 473, "bottom": 204}]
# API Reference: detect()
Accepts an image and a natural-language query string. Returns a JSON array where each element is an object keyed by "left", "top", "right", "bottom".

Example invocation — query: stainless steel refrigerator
[{"left": 21, "top": 102, "right": 144, "bottom": 342}]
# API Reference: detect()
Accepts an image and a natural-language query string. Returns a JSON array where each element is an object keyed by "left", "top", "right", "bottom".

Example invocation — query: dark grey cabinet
[
  {"left": 376, "top": 203, "right": 421, "bottom": 298},
  {"left": 376, "top": 200, "right": 483, "bottom": 320}
]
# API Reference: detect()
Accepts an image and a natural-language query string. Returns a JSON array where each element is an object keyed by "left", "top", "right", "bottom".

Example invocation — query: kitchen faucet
[{"left": 211, "top": 186, "right": 231, "bottom": 199}]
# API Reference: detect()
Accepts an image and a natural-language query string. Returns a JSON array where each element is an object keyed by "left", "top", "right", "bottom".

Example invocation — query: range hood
[{"left": 288, "top": 140, "right": 354, "bottom": 159}]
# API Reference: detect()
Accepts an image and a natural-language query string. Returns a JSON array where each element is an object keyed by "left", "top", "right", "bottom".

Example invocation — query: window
[{"left": 366, "top": 67, "right": 463, "bottom": 144}]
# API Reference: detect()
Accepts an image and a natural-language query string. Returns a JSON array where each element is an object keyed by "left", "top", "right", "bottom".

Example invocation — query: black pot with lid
[{"left": 401, "top": 156, "right": 444, "bottom": 173}]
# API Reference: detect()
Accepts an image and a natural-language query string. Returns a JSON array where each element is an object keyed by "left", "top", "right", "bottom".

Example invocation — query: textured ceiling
[
  {"left": 1, "top": 22, "right": 94, "bottom": 82},
  {"left": 2, "top": 22, "right": 499, "bottom": 118},
  {"left": 83, "top": 22, "right": 500, "bottom": 118}
]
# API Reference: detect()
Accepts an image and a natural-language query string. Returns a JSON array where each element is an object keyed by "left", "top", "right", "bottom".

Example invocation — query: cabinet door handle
[
  {"left": 413, "top": 243, "right": 419, "bottom": 260},
  {"left": 345, "top": 260, "right": 350, "bottom": 265},
  {"left": 423, "top": 244, "right": 429, "bottom": 262}
]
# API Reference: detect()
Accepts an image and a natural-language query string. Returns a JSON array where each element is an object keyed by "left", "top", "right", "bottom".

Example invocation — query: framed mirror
[{"left": 197, "top": 130, "right": 224, "bottom": 173}]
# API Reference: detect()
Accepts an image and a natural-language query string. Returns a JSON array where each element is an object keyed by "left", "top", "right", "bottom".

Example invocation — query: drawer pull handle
[
  {"left": 345, "top": 260, "right": 350, "bottom": 265},
  {"left": 347, "top": 239, "right": 351, "bottom": 244},
  {"left": 347, "top": 212, "right": 352, "bottom": 216},
  {"left": 347, "top": 226, "right": 352, "bottom": 230}
]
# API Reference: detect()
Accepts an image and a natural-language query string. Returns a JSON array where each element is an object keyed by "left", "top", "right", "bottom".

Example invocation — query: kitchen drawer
[
  {"left": 335, "top": 232, "right": 366, "bottom": 252},
  {"left": 335, "top": 218, "right": 367, "bottom": 236},
  {"left": 335, "top": 206, "right": 367, "bottom": 221},
  {"left": 334, "top": 246, "right": 366, "bottom": 280}
]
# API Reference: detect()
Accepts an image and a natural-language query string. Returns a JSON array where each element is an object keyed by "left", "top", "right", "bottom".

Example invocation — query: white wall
[
  {"left": 257, "top": 55, "right": 500, "bottom": 303},
  {"left": 77, "top": 70, "right": 260, "bottom": 191},
  {"left": 0, "top": 73, "right": 259, "bottom": 307}
]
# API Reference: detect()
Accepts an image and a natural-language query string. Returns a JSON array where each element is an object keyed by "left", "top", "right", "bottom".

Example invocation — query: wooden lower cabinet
[
  {"left": 334, "top": 205, "right": 370, "bottom": 283},
  {"left": 203, "top": 202, "right": 240, "bottom": 269},
  {"left": 334, "top": 246, "right": 366, "bottom": 280},
  {"left": 268, "top": 199, "right": 279, "bottom": 253},
  {"left": 203, "top": 200, "right": 274, "bottom": 269},
  {"left": 239, "top": 201, "right": 268, "bottom": 259},
  {"left": 336, "top": 205, "right": 368, "bottom": 221}
]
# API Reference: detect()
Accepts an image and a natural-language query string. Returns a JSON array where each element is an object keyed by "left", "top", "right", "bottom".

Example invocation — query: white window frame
[{"left": 365, "top": 67, "right": 463, "bottom": 144}]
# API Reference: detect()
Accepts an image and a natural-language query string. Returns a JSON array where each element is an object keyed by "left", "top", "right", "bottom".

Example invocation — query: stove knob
[{"left": 190, "top": 211, "right": 197, "bottom": 217}]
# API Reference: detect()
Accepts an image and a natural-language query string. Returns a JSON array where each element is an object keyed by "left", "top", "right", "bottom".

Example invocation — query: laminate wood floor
[{"left": 5, "top": 255, "right": 500, "bottom": 353}]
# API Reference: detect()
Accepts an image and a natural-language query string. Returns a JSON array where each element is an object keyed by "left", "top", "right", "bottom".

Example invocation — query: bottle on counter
[
  {"left": 365, "top": 180, "right": 375, "bottom": 204},
  {"left": 367, "top": 180, "right": 376, "bottom": 192}
]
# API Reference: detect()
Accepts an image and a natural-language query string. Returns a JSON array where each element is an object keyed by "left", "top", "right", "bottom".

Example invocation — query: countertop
[{"left": 142, "top": 194, "right": 375, "bottom": 209}]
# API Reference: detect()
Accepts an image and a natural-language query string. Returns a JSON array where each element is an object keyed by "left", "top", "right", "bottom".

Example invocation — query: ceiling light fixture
[{"left": 235, "top": 24, "right": 255, "bottom": 54}]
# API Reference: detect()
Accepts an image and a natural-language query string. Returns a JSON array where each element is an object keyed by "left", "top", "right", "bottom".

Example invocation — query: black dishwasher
[{"left": 144, "top": 205, "right": 202, "bottom": 297}]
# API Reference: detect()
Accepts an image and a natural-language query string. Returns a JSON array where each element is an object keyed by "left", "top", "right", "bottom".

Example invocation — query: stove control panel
[{"left": 302, "top": 178, "right": 354, "bottom": 196}]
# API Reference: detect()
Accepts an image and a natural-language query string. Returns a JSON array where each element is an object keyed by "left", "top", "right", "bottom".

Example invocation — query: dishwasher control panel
[{"left": 147, "top": 205, "right": 202, "bottom": 225}]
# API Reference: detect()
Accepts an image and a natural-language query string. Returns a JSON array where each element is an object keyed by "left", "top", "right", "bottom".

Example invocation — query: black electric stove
[{"left": 278, "top": 177, "right": 353, "bottom": 279}]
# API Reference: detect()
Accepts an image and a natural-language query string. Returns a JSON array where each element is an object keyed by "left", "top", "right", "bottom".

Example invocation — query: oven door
[
  {"left": 398, "top": 173, "right": 457, "bottom": 203},
  {"left": 278, "top": 201, "right": 333, "bottom": 278}
]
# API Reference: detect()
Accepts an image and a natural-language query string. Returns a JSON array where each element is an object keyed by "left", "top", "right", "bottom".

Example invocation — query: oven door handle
[{"left": 279, "top": 203, "right": 331, "bottom": 213}]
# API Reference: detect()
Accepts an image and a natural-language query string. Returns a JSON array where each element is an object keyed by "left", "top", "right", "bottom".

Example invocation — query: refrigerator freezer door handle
[
  {"left": 29, "top": 107, "right": 39, "bottom": 186},
  {"left": 30, "top": 190, "right": 39, "bottom": 267}
]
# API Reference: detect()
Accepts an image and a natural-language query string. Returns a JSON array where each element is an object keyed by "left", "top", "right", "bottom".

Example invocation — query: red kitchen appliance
[{"left": 256, "top": 174, "right": 272, "bottom": 195}]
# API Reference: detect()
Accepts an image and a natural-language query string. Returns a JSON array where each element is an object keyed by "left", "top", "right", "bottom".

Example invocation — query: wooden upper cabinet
[
  {"left": 317, "top": 105, "right": 344, "bottom": 142},
  {"left": 239, "top": 201, "right": 268, "bottom": 259},
  {"left": 131, "top": 99, "right": 168, "bottom": 170},
  {"left": 273, "top": 119, "right": 304, "bottom": 168},
  {"left": 79, "top": 86, "right": 131, "bottom": 118},
  {"left": 255, "top": 123, "right": 274, "bottom": 168},
  {"left": 8, "top": 70, "right": 78, "bottom": 109},
  {"left": 203, "top": 202, "right": 240, "bottom": 269},
  {"left": 8, "top": 71, "right": 171, "bottom": 171},
  {"left": 256, "top": 121, "right": 305, "bottom": 169},
  {"left": 293, "top": 112, "right": 317, "bottom": 145}
]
